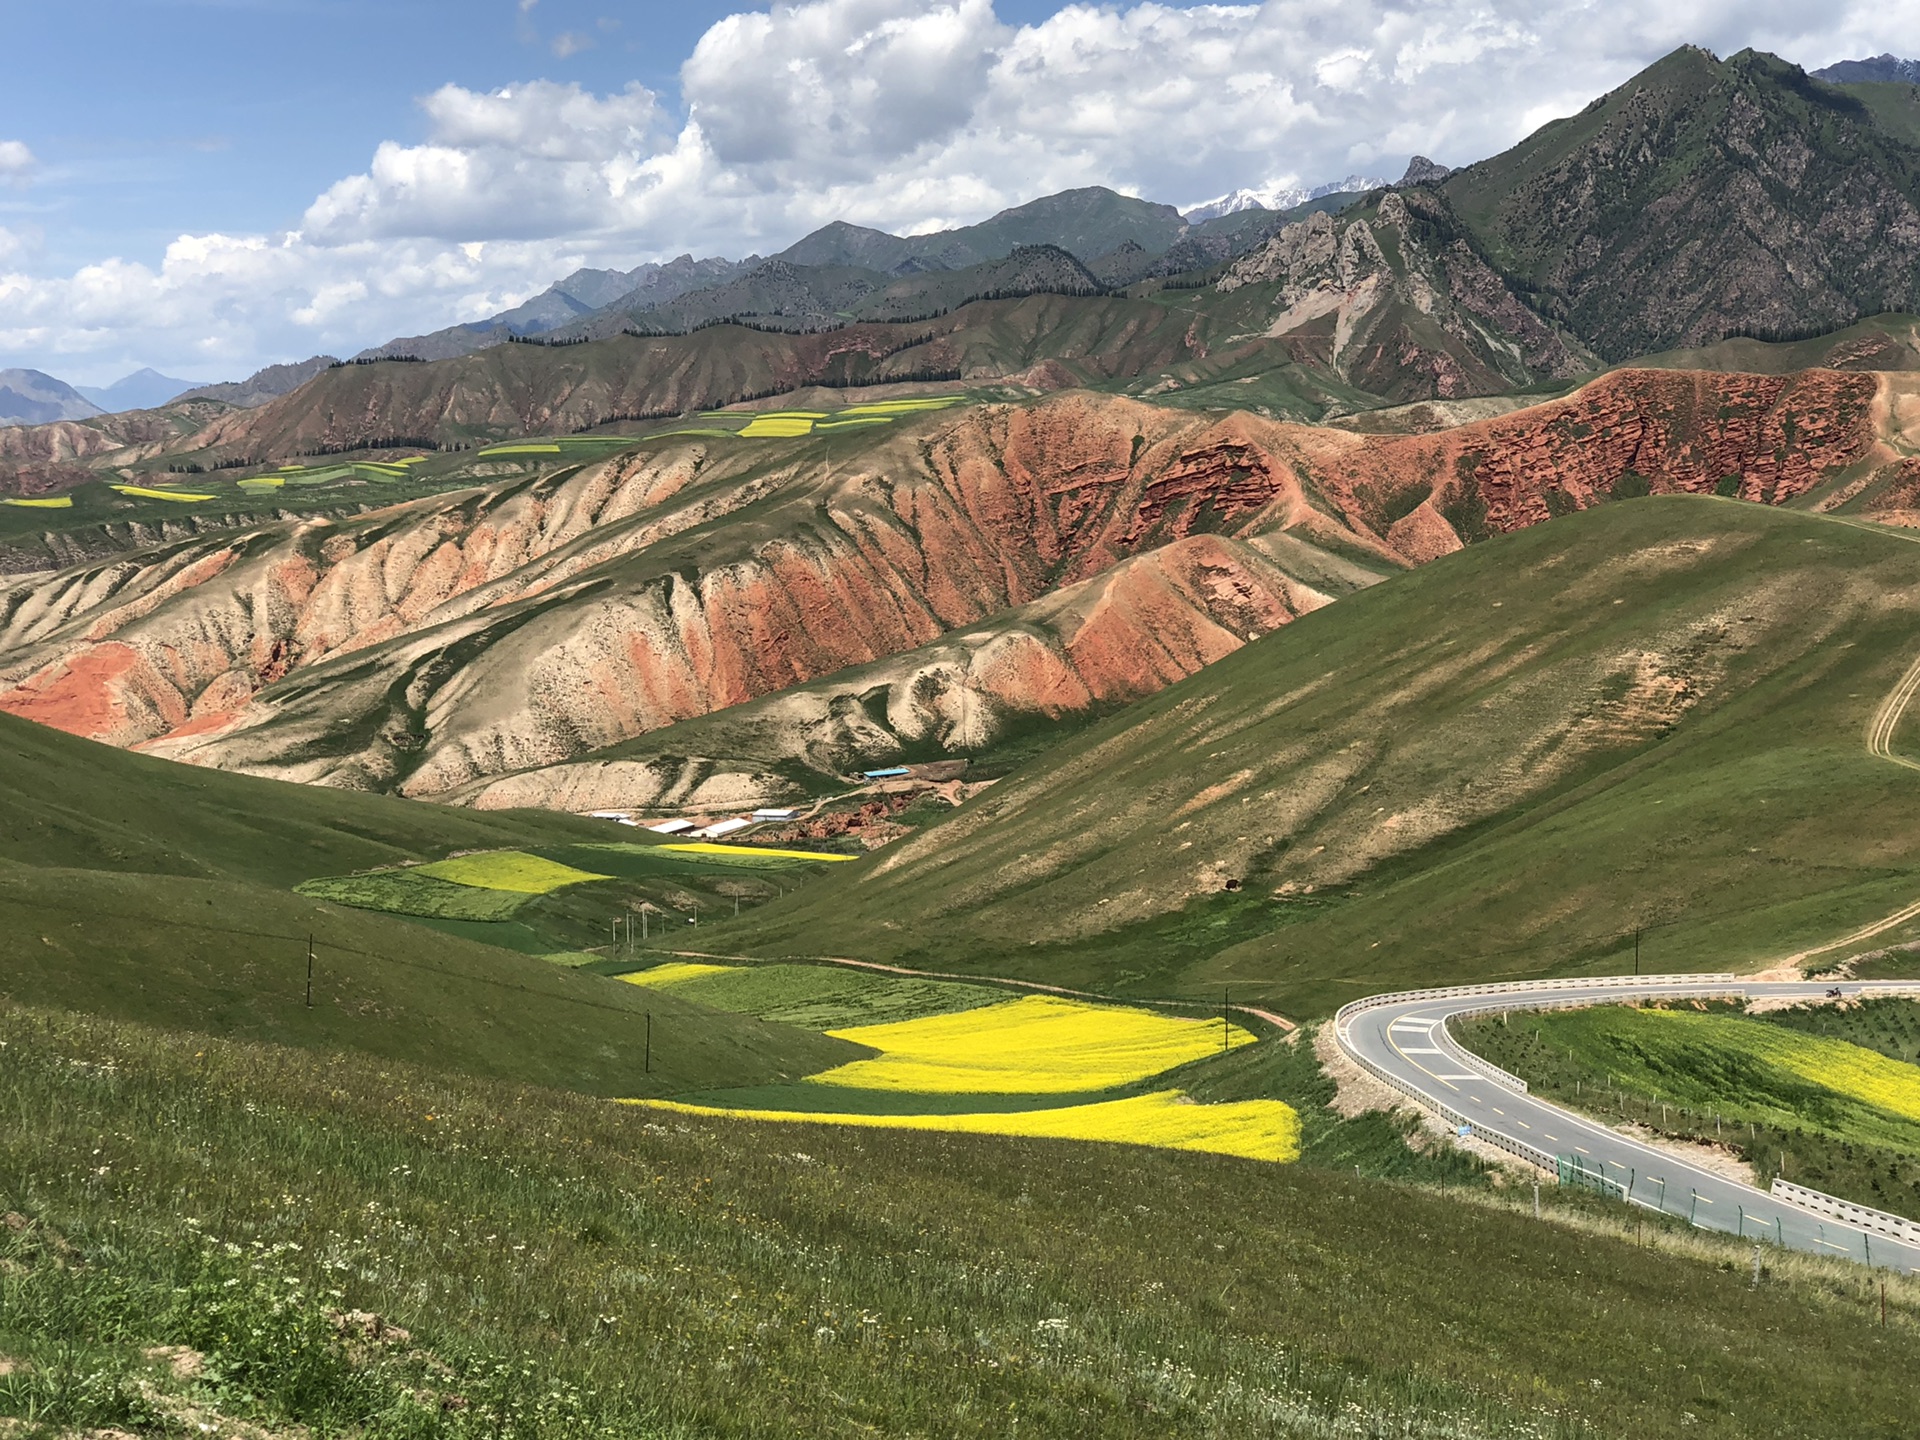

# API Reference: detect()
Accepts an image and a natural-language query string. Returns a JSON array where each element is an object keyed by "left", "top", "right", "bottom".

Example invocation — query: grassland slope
[
  {"left": 0, "top": 710, "right": 854, "bottom": 1093},
  {"left": 726, "top": 498, "right": 1920, "bottom": 1011}
]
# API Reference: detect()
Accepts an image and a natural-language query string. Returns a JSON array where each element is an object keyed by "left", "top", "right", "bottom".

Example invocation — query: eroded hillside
[{"left": 0, "top": 370, "right": 1912, "bottom": 806}]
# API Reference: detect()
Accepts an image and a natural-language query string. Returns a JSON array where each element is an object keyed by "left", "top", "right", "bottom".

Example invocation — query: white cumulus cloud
[{"left": 0, "top": 140, "right": 35, "bottom": 182}]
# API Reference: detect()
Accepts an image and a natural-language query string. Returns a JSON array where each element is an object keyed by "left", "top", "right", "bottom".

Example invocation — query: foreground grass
[
  {"left": 1458, "top": 1002, "right": 1920, "bottom": 1220},
  {"left": 3, "top": 1004, "right": 1918, "bottom": 1438}
]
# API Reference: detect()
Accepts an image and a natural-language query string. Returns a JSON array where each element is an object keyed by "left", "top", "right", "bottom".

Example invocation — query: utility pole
[
  {"left": 1634, "top": 927, "right": 1640, "bottom": 977},
  {"left": 305, "top": 935, "right": 315, "bottom": 1009},
  {"left": 642, "top": 907, "right": 648, "bottom": 943},
  {"left": 1222, "top": 988, "right": 1230, "bottom": 1054},
  {"left": 645, "top": 1012, "right": 652, "bottom": 1074}
]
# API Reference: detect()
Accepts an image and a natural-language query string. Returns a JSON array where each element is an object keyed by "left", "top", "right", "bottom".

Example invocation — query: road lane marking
[
  {"left": 1575, "top": 1147, "right": 1591, "bottom": 1156},
  {"left": 1544, "top": 1134, "right": 1559, "bottom": 1142},
  {"left": 1491, "top": 1107, "right": 1506, "bottom": 1116},
  {"left": 1400, "top": 1047, "right": 1445, "bottom": 1055},
  {"left": 1384, "top": 1021, "right": 1462, "bottom": 1094}
]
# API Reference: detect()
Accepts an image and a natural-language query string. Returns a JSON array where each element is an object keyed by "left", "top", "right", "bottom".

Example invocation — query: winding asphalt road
[{"left": 1334, "top": 975, "right": 1920, "bottom": 1272}]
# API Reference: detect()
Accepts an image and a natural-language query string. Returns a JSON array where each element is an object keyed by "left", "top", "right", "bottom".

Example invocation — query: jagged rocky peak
[
  {"left": 1399, "top": 155, "right": 1452, "bottom": 187},
  {"left": 1213, "top": 191, "right": 1592, "bottom": 399},
  {"left": 1216, "top": 191, "right": 1407, "bottom": 296}
]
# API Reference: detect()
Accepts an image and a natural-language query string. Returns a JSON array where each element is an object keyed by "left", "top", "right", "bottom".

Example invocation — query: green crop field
[
  {"left": 1458, "top": 1001, "right": 1920, "bottom": 1221},
  {"left": 284, "top": 840, "right": 850, "bottom": 959},
  {"left": 295, "top": 868, "right": 534, "bottom": 921},
  {"left": 2, "top": 1003, "right": 1915, "bottom": 1440},
  {"left": 722, "top": 498, "right": 1920, "bottom": 1014},
  {"left": 616, "top": 958, "right": 1008, "bottom": 1029}
]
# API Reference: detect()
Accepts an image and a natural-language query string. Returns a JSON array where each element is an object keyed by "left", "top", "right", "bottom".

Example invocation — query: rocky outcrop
[{"left": 1216, "top": 191, "right": 1594, "bottom": 399}]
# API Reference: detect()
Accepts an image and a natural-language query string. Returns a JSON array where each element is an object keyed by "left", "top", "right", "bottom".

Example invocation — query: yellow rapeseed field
[
  {"left": 2, "top": 496, "right": 73, "bottom": 508},
  {"left": 811, "top": 994, "right": 1255, "bottom": 1093},
  {"left": 1642, "top": 1009, "right": 1920, "bottom": 1123},
  {"left": 619, "top": 962, "right": 732, "bottom": 988},
  {"left": 627, "top": 1088, "right": 1300, "bottom": 1162},
  {"left": 111, "top": 484, "right": 214, "bottom": 502},
  {"left": 415, "top": 850, "right": 610, "bottom": 894},
  {"left": 738, "top": 416, "right": 817, "bottom": 438},
  {"left": 660, "top": 841, "right": 855, "bottom": 862}
]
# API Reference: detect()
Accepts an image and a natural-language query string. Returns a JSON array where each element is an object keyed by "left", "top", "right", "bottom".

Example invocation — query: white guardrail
[
  {"left": 1772, "top": 1179, "right": 1920, "bottom": 1247},
  {"left": 1333, "top": 976, "right": 1920, "bottom": 1263},
  {"left": 1331, "top": 975, "right": 1762, "bottom": 1180}
]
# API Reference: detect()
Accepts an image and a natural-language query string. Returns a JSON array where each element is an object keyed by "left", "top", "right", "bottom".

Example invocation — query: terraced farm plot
[
  {"left": 415, "top": 850, "right": 610, "bottom": 893},
  {"left": 294, "top": 868, "right": 532, "bottom": 921},
  {"left": 738, "top": 416, "right": 821, "bottom": 437},
  {"left": 618, "top": 959, "right": 1007, "bottom": 1028},
  {"left": 296, "top": 849, "right": 611, "bottom": 927},
  {"left": 476, "top": 435, "right": 641, "bottom": 459},
  {"left": 110, "top": 484, "right": 213, "bottom": 502},
  {"left": 619, "top": 967, "right": 1283, "bottom": 1160},
  {"left": 812, "top": 994, "right": 1255, "bottom": 1094},
  {"left": 684, "top": 394, "right": 970, "bottom": 441},
  {"left": 568, "top": 841, "right": 848, "bottom": 874},
  {"left": 636, "top": 1088, "right": 1301, "bottom": 1162}
]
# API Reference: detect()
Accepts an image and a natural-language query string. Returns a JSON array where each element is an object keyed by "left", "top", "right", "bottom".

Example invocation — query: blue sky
[
  {"left": 2, "top": 0, "right": 1914, "bottom": 385},
  {"left": 4, "top": 0, "right": 1066, "bottom": 276}
]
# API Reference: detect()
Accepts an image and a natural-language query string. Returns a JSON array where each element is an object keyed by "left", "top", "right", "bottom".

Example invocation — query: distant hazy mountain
[
  {"left": 75, "top": 368, "right": 208, "bottom": 413},
  {"left": 358, "top": 256, "right": 744, "bottom": 362},
  {"left": 0, "top": 369, "right": 104, "bottom": 426},
  {"left": 176, "top": 356, "right": 338, "bottom": 409},
  {"left": 1813, "top": 54, "right": 1920, "bottom": 84},
  {"left": 1183, "top": 174, "right": 1391, "bottom": 223}
]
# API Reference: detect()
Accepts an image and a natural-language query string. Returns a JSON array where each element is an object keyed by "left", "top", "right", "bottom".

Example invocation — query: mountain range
[
  {"left": 76, "top": 367, "right": 207, "bottom": 413},
  {"left": 0, "top": 368, "right": 103, "bottom": 426},
  {"left": 1183, "top": 172, "right": 1396, "bottom": 222}
]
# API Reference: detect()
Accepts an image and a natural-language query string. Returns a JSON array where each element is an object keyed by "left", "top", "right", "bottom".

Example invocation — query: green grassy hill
[
  {"left": 722, "top": 497, "right": 1920, "bottom": 1012},
  {"left": 0, "top": 711, "right": 855, "bottom": 1093},
  {"left": 3, "top": 1002, "right": 1913, "bottom": 1440}
]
